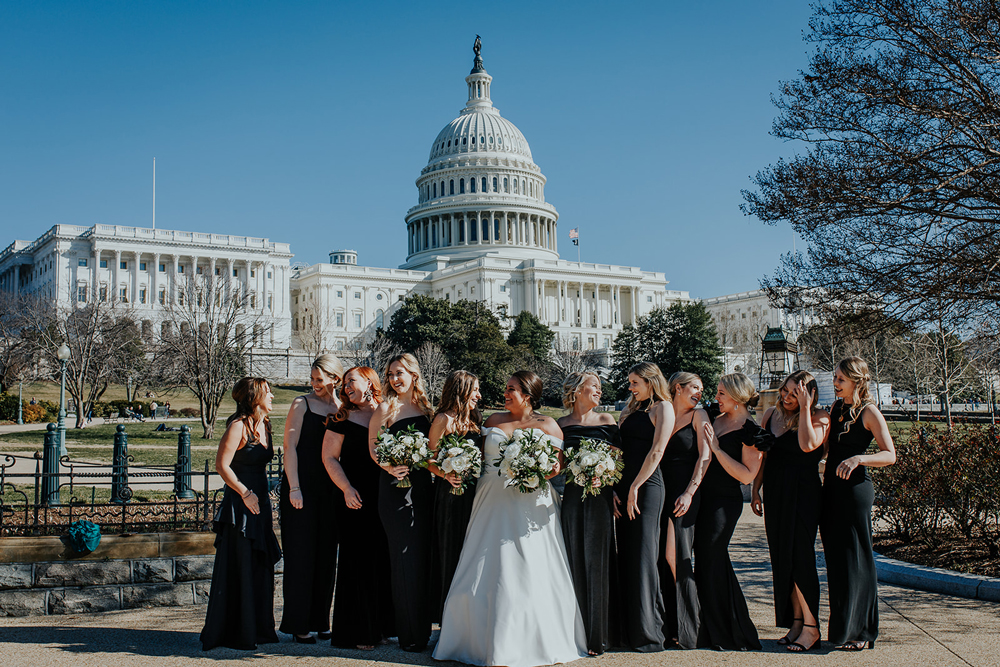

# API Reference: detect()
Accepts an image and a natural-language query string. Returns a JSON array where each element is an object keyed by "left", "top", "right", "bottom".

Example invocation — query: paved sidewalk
[{"left": 1, "top": 513, "right": 997, "bottom": 666}]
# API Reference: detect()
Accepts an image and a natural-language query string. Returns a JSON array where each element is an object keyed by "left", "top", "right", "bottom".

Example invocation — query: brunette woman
[
  {"left": 614, "top": 362, "right": 674, "bottom": 653},
  {"left": 821, "top": 357, "right": 896, "bottom": 651},
  {"left": 201, "top": 378, "right": 282, "bottom": 651},
  {"left": 427, "top": 370, "right": 482, "bottom": 620},
  {"left": 557, "top": 371, "right": 621, "bottom": 656},
  {"left": 659, "top": 372, "right": 712, "bottom": 649},
  {"left": 368, "top": 353, "right": 435, "bottom": 652},
  {"left": 279, "top": 354, "right": 343, "bottom": 643},
  {"left": 695, "top": 373, "right": 763, "bottom": 651},
  {"left": 322, "top": 367, "right": 394, "bottom": 650},
  {"left": 750, "top": 370, "right": 829, "bottom": 653}
]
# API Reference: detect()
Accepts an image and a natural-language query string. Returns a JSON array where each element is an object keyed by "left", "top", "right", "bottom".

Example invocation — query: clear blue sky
[{"left": 0, "top": 0, "right": 813, "bottom": 299}]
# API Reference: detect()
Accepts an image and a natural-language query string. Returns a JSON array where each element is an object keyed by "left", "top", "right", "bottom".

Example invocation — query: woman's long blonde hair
[
  {"left": 562, "top": 371, "right": 601, "bottom": 410},
  {"left": 775, "top": 370, "right": 819, "bottom": 430},
  {"left": 382, "top": 353, "right": 434, "bottom": 421},
  {"left": 434, "top": 370, "right": 481, "bottom": 435},
  {"left": 621, "top": 362, "right": 671, "bottom": 420},
  {"left": 837, "top": 356, "right": 875, "bottom": 427}
]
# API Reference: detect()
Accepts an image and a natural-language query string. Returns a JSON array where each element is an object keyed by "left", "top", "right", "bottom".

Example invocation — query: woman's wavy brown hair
[
  {"left": 382, "top": 353, "right": 434, "bottom": 421},
  {"left": 434, "top": 370, "right": 481, "bottom": 435},
  {"left": 775, "top": 370, "right": 820, "bottom": 430}
]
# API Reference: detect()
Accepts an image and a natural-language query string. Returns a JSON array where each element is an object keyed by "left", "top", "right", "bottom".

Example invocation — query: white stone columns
[
  {"left": 171, "top": 255, "right": 180, "bottom": 304},
  {"left": 91, "top": 246, "right": 99, "bottom": 301},
  {"left": 132, "top": 251, "right": 140, "bottom": 305}
]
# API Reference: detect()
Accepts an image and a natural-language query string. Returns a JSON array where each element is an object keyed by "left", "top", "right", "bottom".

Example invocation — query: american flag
[{"left": 568, "top": 228, "right": 579, "bottom": 239}]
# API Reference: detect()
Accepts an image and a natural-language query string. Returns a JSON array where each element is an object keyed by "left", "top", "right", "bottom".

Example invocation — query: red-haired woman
[
  {"left": 201, "top": 378, "right": 282, "bottom": 651},
  {"left": 322, "top": 367, "right": 394, "bottom": 650}
]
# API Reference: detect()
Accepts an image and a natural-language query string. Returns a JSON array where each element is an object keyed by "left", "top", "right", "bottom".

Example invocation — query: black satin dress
[
  {"left": 614, "top": 402, "right": 666, "bottom": 652},
  {"left": 561, "top": 423, "right": 621, "bottom": 655},
  {"left": 378, "top": 415, "right": 434, "bottom": 651},
  {"left": 821, "top": 401, "right": 879, "bottom": 646},
  {"left": 201, "top": 423, "right": 282, "bottom": 650},
  {"left": 658, "top": 418, "right": 703, "bottom": 649},
  {"left": 328, "top": 418, "right": 394, "bottom": 648},
  {"left": 694, "top": 419, "right": 761, "bottom": 650},
  {"left": 761, "top": 414, "right": 822, "bottom": 630},
  {"left": 278, "top": 397, "right": 338, "bottom": 636},
  {"left": 430, "top": 429, "right": 481, "bottom": 622}
]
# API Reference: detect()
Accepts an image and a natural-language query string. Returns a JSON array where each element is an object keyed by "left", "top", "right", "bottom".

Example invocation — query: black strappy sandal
[
  {"left": 787, "top": 624, "right": 820, "bottom": 653},
  {"left": 777, "top": 618, "right": 803, "bottom": 646}
]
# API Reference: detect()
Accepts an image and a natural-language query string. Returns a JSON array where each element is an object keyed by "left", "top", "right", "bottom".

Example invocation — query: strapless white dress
[{"left": 433, "top": 427, "right": 587, "bottom": 667}]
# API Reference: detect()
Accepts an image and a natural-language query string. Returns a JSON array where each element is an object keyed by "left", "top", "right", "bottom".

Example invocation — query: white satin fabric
[{"left": 433, "top": 427, "right": 587, "bottom": 667}]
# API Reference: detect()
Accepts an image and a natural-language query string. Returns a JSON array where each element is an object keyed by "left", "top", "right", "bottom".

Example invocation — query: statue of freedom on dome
[
  {"left": 474, "top": 35, "right": 482, "bottom": 57},
  {"left": 472, "top": 35, "right": 485, "bottom": 73}
]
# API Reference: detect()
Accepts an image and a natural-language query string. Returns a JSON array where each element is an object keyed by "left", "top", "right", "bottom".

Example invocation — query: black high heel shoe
[
  {"left": 293, "top": 634, "right": 317, "bottom": 644},
  {"left": 836, "top": 640, "right": 875, "bottom": 651},
  {"left": 777, "top": 618, "right": 803, "bottom": 646},
  {"left": 316, "top": 631, "right": 332, "bottom": 641},
  {"left": 787, "top": 624, "right": 820, "bottom": 653}
]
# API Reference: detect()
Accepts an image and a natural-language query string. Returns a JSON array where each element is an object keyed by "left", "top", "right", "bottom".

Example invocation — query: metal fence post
[
  {"left": 111, "top": 424, "right": 131, "bottom": 503},
  {"left": 41, "top": 424, "right": 59, "bottom": 505},
  {"left": 174, "top": 425, "right": 194, "bottom": 499}
]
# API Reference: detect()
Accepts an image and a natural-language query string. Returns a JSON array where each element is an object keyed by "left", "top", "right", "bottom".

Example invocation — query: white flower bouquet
[
  {"left": 374, "top": 423, "right": 431, "bottom": 488},
  {"left": 494, "top": 428, "right": 561, "bottom": 494},
  {"left": 563, "top": 438, "right": 624, "bottom": 499},
  {"left": 434, "top": 432, "right": 483, "bottom": 496}
]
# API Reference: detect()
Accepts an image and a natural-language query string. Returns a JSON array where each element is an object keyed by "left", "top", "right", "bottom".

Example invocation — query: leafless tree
[
  {"left": 295, "top": 307, "right": 337, "bottom": 359},
  {"left": 0, "top": 292, "right": 38, "bottom": 394},
  {"left": 414, "top": 342, "right": 450, "bottom": 405},
  {"left": 342, "top": 330, "right": 400, "bottom": 376},
  {"left": 551, "top": 336, "right": 604, "bottom": 377}
]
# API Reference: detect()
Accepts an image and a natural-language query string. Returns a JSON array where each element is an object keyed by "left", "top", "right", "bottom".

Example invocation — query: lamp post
[
  {"left": 17, "top": 379, "right": 23, "bottom": 425},
  {"left": 57, "top": 343, "right": 70, "bottom": 458},
  {"left": 758, "top": 327, "right": 798, "bottom": 390}
]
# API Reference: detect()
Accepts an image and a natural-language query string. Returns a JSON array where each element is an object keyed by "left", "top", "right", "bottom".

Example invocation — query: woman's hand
[
  {"left": 445, "top": 472, "right": 462, "bottom": 488},
  {"left": 288, "top": 488, "right": 303, "bottom": 510},
  {"left": 627, "top": 484, "right": 641, "bottom": 520},
  {"left": 612, "top": 490, "right": 622, "bottom": 519},
  {"left": 836, "top": 455, "right": 862, "bottom": 480},
  {"left": 242, "top": 489, "right": 260, "bottom": 515},
  {"left": 343, "top": 486, "right": 362, "bottom": 509},
  {"left": 545, "top": 460, "right": 562, "bottom": 480},
  {"left": 794, "top": 381, "right": 814, "bottom": 411},
  {"left": 384, "top": 464, "right": 410, "bottom": 480},
  {"left": 674, "top": 490, "right": 694, "bottom": 517},
  {"left": 703, "top": 421, "right": 719, "bottom": 453},
  {"left": 750, "top": 489, "right": 763, "bottom": 517}
]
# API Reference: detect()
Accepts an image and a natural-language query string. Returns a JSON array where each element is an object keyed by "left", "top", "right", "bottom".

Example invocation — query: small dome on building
[{"left": 329, "top": 249, "right": 358, "bottom": 265}]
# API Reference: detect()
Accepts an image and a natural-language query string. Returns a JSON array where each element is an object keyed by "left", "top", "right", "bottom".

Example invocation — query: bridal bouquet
[
  {"left": 434, "top": 433, "right": 483, "bottom": 496},
  {"left": 495, "top": 428, "right": 561, "bottom": 493},
  {"left": 374, "top": 424, "right": 431, "bottom": 488},
  {"left": 563, "top": 438, "right": 624, "bottom": 499}
]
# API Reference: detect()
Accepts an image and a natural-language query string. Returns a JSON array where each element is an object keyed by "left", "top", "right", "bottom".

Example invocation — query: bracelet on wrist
[
  {"left": 242, "top": 489, "right": 253, "bottom": 498},
  {"left": 290, "top": 486, "right": 300, "bottom": 492}
]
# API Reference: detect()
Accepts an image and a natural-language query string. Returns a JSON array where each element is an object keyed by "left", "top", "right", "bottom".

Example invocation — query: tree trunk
[{"left": 201, "top": 396, "right": 216, "bottom": 439}]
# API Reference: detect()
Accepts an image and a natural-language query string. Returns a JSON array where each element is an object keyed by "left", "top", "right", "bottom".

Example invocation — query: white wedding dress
[{"left": 433, "top": 427, "right": 587, "bottom": 667}]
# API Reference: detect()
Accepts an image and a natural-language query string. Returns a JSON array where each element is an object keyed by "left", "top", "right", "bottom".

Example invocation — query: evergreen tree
[{"left": 507, "top": 311, "right": 555, "bottom": 361}]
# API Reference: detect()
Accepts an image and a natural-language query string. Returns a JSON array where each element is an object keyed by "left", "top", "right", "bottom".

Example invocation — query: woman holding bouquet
[
  {"left": 368, "top": 353, "right": 435, "bottom": 652},
  {"left": 695, "top": 373, "right": 763, "bottom": 651},
  {"left": 427, "top": 370, "right": 482, "bottom": 620},
  {"left": 557, "top": 371, "right": 621, "bottom": 656},
  {"left": 434, "top": 370, "right": 587, "bottom": 667},
  {"left": 322, "top": 367, "right": 394, "bottom": 649}
]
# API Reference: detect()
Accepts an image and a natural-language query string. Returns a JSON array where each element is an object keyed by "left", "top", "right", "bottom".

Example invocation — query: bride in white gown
[{"left": 433, "top": 371, "right": 587, "bottom": 667}]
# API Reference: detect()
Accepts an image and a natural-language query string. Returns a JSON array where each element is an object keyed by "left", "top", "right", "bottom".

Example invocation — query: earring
[{"left": 364, "top": 387, "right": 373, "bottom": 401}]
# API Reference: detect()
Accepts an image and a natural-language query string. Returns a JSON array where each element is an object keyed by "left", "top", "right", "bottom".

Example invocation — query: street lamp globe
[{"left": 57, "top": 344, "right": 71, "bottom": 361}]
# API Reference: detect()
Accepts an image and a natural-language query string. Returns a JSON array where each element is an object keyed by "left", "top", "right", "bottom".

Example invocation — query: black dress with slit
[
  {"left": 613, "top": 402, "right": 666, "bottom": 653},
  {"left": 278, "top": 397, "right": 338, "bottom": 636},
  {"left": 201, "top": 423, "right": 282, "bottom": 651},
  {"left": 378, "top": 415, "right": 433, "bottom": 651},
  {"left": 760, "top": 413, "right": 822, "bottom": 630},
  {"left": 328, "top": 418, "right": 395, "bottom": 648},
  {"left": 820, "top": 401, "right": 879, "bottom": 646},
  {"left": 694, "top": 419, "right": 761, "bottom": 650},
  {"left": 430, "top": 429, "right": 481, "bottom": 622},
  {"left": 561, "top": 423, "right": 622, "bottom": 655},
  {"left": 658, "top": 418, "right": 703, "bottom": 649}
]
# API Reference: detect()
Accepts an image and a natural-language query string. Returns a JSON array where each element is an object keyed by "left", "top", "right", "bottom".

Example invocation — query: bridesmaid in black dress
[
  {"left": 659, "top": 372, "right": 712, "bottom": 649},
  {"left": 695, "top": 373, "right": 763, "bottom": 651},
  {"left": 201, "top": 378, "right": 282, "bottom": 651},
  {"left": 614, "top": 361, "right": 674, "bottom": 653},
  {"left": 557, "top": 371, "right": 621, "bottom": 656},
  {"left": 278, "top": 354, "right": 342, "bottom": 643},
  {"left": 427, "top": 370, "right": 482, "bottom": 621},
  {"left": 821, "top": 357, "right": 896, "bottom": 651},
  {"left": 368, "top": 353, "right": 435, "bottom": 652},
  {"left": 322, "top": 367, "right": 394, "bottom": 650},
  {"left": 750, "top": 370, "right": 829, "bottom": 652}
]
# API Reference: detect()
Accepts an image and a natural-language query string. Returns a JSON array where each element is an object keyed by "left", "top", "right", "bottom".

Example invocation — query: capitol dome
[{"left": 401, "top": 40, "right": 559, "bottom": 271}]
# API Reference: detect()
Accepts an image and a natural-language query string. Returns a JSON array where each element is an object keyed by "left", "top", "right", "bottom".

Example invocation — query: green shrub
[{"left": 0, "top": 393, "right": 21, "bottom": 421}]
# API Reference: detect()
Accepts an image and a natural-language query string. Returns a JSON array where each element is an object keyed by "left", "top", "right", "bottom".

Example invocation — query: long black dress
[
  {"left": 278, "top": 397, "right": 338, "bottom": 636},
  {"left": 430, "top": 429, "right": 481, "bottom": 622},
  {"left": 821, "top": 401, "right": 879, "bottom": 646},
  {"left": 201, "top": 423, "right": 282, "bottom": 651},
  {"left": 327, "top": 418, "right": 394, "bottom": 648},
  {"left": 614, "top": 402, "right": 666, "bottom": 653},
  {"left": 761, "top": 413, "right": 822, "bottom": 630},
  {"left": 561, "top": 423, "right": 621, "bottom": 655},
  {"left": 378, "top": 415, "right": 433, "bottom": 651},
  {"left": 658, "top": 418, "right": 703, "bottom": 649},
  {"left": 694, "top": 419, "right": 762, "bottom": 650}
]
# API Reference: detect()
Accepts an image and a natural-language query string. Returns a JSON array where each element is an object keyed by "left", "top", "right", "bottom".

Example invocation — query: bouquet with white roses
[
  {"left": 374, "top": 423, "right": 431, "bottom": 488},
  {"left": 434, "top": 432, "right": 483, "bottom": 496},
  {"left": 563, "top": 438, "right": 624, "bottom": 499},
  {"left": 494, "top": 428, "right": 561, "bottom": 493}
]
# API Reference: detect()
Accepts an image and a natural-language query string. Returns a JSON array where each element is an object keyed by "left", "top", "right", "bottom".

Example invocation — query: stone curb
[{"left": 875, "top": 552, "right": 1000, "bottom": 602}]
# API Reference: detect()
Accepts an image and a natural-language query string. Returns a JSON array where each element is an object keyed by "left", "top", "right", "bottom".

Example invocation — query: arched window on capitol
[
  {"left": 460, "top": 179, "right": 465, "bottom": 194},
  {"left": 482, "top": 177, "right": 487, "bottom": 192},
  {"left": 492, "top": 177, "right": 498, "bottom": 192},
  {"left": 450, "top": 180, "right": 455, "bottom": 195}
]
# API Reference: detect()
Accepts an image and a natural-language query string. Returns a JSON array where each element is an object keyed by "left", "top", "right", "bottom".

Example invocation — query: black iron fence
[{"left": 0, "top": 425, "right": 283, "bottom": 537}]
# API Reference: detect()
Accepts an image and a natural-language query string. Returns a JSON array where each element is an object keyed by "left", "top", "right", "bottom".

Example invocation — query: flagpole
[{"left": 152, "top": 157, "right": 156, "bottom": 230}]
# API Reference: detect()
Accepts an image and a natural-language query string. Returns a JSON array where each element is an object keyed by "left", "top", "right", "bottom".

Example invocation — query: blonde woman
[
  {"left": 659, "top": 371, "right": 712, "bottom": 649},
  {"left": 279, "top": 354, "right": 343, "bottom": 643},
  {"left": 614, "top": 362, "right": 674, "bottom": 653},
  {"left": 695, "top": 373, "right": 763, "bottom": 650},
  {"left": 821, "top": 357, "right": 896, "bottom": 651},
  {"left": 368, "top": 352, "right": 435, "bottom": 652},
  {"left": 557, "top": 371, "right": 621, "bottom": 656},
  {"left": 750, "top": 370, "right": 829, "bottom": 652}
]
